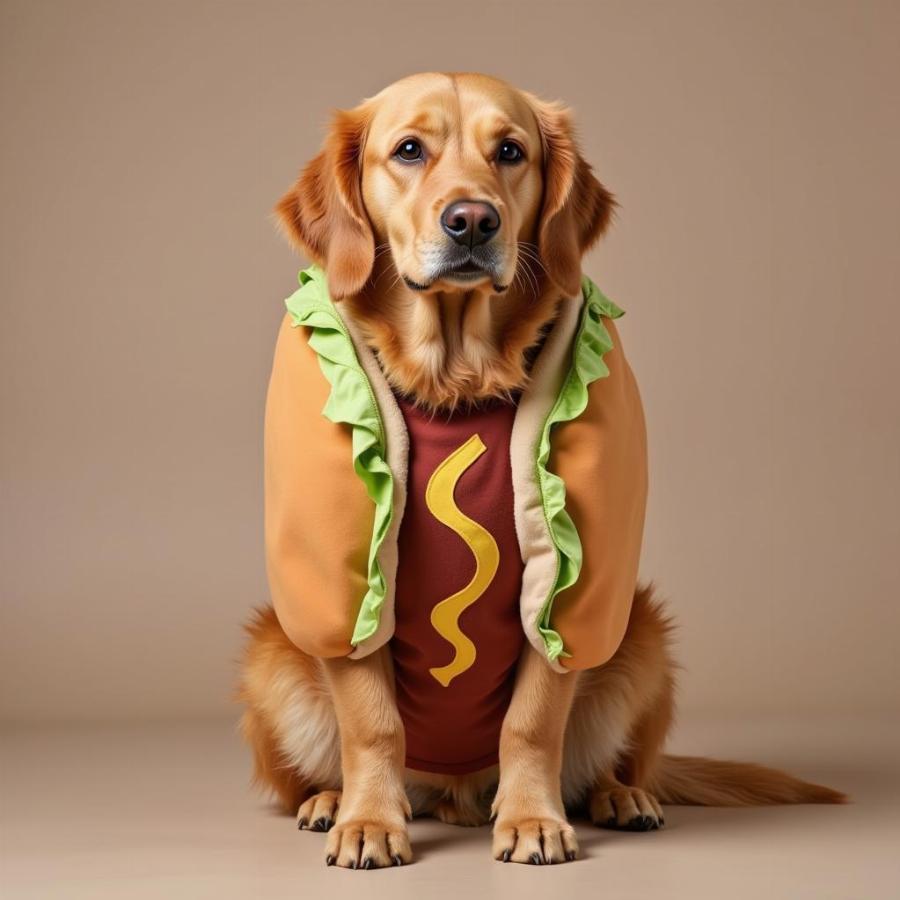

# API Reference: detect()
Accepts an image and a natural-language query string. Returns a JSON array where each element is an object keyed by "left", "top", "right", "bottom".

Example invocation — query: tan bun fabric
[
  {"left": 549, "top": 318, "right": 649, "bottom": 670},
  {"left": 264, "top": 314, "right": 372, "bottom": 658},
  {"left": 265, "top": 301, "right": 647, "bottom": 671}
]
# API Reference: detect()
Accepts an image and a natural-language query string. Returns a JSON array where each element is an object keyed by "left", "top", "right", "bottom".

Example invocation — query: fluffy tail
[{"left": 649, "top": 755, "right": 847, "bottom": 806}]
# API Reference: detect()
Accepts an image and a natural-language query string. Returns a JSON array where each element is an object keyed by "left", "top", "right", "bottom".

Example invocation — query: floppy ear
[
  {"left": 528, "top": 97, "right": 616, "bottom": 297},
  {"left": 275, "top": 106, "right": 374, "bottom": 300}
]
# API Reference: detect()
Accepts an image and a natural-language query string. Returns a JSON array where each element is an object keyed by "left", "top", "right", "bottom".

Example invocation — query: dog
[{"left": 239, "top": 72, "right": 844, "bottom": 869}]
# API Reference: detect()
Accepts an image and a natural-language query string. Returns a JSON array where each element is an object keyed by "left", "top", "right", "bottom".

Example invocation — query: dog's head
[{"left": 276, "top": 72, "right": 614, "bottom": 301}]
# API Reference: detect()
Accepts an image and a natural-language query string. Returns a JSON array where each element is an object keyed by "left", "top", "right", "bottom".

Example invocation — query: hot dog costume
[{"left": 265, "top": 265, "right": 648, "bottom": 774}]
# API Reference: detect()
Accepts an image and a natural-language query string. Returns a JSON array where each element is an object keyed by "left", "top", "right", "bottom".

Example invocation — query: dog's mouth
[
  {"left": 440, "top": 260, "right": 503, "bottom": 289},
  {"left": 403, "top": 254, "right": 508, "bottom": 294},
  {"left": 446, "top": 260, "right": 485, "bottom": 278}
]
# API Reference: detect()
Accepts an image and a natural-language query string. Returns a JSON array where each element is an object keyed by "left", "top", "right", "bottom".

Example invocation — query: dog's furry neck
[{"left": 343, "top": 269, "right": 563, "bottom": 412}]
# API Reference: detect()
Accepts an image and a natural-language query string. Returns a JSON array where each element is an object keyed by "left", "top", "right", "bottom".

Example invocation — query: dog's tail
[{"left": 648, "top": 755, "right": 847, "bottom": 806}]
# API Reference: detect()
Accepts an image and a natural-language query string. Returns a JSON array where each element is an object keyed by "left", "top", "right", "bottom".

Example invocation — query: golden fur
[
  {"left": 240, "top": 72, "right": 844, "bottom": 869},
  {"left": 275, "top": 72, "right": 612, "bottom": 410}
]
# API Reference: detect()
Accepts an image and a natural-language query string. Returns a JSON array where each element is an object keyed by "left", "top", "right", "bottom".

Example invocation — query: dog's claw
[
  {"left": 311, "top": 816, "right": 333, "bottom": 832},
  {"left": 565, "top": 849, "right": 577, "bottom": 861},
  {"left": 297, "top": 818, "right": 308, "bottom": 830},
  {"left": 529, "top": 852, "right": 543, "bottom": 865},
  {"left": 391, "top": 854, "right": 404, "bottom": 867},
  {"left": 362, "top": 857, "right": 375, "bottom": 869},
  {"left": 501, "top": 849, "right": 511, "bottom": 862},
  {"left": 325, "top": 855, "right": 336, "bottom": 867}
]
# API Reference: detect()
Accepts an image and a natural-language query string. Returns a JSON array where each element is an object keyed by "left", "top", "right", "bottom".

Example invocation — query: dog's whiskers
[
  {"left": 514, "top": 250, "right": 540, "bottom": 298},
  {"left": 516, "top": 242, "right": 548, "bottom": 276}
]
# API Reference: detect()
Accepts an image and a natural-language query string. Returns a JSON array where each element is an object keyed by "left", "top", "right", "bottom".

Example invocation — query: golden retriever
[{"left": 239, "top": 72, "right": 843, "bottom": 869}]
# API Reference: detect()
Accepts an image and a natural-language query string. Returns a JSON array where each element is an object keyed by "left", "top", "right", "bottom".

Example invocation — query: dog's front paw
[
  {"left": 492, "top": 816, "right": 578, "bottom": 864},
  {"left": 325, "top": 819, "right": 412, "bottom": 869}
]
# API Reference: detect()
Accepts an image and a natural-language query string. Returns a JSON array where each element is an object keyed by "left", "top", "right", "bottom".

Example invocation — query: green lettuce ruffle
[
  {"left": 535, "top": 276, "right": 624, "bottom": 661},
  {"left": 284, "top": 266, "right": 393, "bottom": 647}
]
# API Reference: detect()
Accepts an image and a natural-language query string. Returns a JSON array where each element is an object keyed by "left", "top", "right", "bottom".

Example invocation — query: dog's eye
[
  {"left": 497, "top": 140, "right": 525, "bottom": 164},
  {"left": 393, "top": 139, "right": 424, "bottom": 162}
]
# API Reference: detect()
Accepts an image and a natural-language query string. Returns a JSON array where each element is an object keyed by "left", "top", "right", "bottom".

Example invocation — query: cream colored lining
[
  {"left": 509, "top": 295, "right": 584, "bottom": 672},
  {"left": 341, "top": 311, "right": 410, "bottom": 660}
]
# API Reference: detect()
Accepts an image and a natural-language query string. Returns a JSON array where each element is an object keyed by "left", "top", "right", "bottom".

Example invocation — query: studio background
[{"left": 3, "top": 0, "right": 898, "bottom": 726}]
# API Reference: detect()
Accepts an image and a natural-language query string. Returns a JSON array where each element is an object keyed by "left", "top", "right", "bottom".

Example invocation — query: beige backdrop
[{"left": 2, "top": 0, "right": 898, "bottom": 724}]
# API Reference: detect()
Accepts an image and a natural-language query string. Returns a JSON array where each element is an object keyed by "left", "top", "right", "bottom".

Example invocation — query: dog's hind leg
[
  {"left": 587, "top": 676, "right": 674, "bottom": 831},
  {"left": 589, "top": 774, "right": 666, "bottom": 830},
  {"left": 561, "top": 585, "right": 676, "bottom": 829},
  {"left": 238, "top": 607, "right": 343, "bottom": 816},
  {"left": 240, "top": 705, "right": 310, "bottom": 814},
  {"left": 297, "top": 789, "right": 342, "bottom": 831}
]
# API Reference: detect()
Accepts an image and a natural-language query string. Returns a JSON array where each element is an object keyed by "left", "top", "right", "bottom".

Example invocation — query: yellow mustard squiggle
[{"left": 424, "top": 434, "right": 500, "bottom": 687}]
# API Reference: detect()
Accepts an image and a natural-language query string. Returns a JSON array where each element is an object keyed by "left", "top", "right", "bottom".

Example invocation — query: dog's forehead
[{"left": 366, "top": 73, "right": 539, "bottom": 146}]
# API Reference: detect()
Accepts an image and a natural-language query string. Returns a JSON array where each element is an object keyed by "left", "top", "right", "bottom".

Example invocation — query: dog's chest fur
[{"left": 390, "top": 394, "right": 525, "bottom": 775}]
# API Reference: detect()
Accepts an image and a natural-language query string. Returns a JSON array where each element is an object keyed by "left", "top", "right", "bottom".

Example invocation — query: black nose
[{"left": 440, "top": 200, "right": 501, "bottom": 247}]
